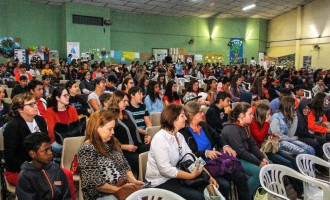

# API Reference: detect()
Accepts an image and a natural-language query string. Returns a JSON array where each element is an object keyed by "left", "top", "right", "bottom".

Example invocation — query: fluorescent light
[
  {"left": 211, "top": 26, "right": 219, "bottom": 39},
  {"left": 242, "top": 4, "right": 256, "bottom": 11}
]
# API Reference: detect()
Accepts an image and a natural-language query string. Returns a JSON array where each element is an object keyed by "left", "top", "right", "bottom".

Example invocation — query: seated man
[
  {"left": 16, "top": 132, "right": 71, "bottom": 200},
  {"left": 11, "top": 76, "right": 29, "bottom": 98}
]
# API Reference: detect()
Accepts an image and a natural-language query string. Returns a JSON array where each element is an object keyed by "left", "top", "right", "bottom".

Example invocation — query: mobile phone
[{"left": 142, "top": 182, "right": 151, "bottom": 188}]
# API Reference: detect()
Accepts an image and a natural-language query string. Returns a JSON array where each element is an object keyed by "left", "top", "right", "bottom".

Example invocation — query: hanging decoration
[
  {"left": 204, "top": 53, "right": 224, "bottom": 64},
  {"left": 26, "top": 45, "right": 50, "bottom": 55},
  {"left": 229, "top": 38, "right": 244, "bottom": 64},
  {"left": 89, "top": 48, "right": 110, "bottom": 60},
  {"left": 0, "top": 36, "right": 21, "bottom": 58}
]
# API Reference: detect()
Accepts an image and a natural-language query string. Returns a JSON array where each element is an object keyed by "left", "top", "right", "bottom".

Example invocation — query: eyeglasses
[
  {"left": 62, "top": 94, "right": 70, "bottom": 98},
  {"left": 24, "top": 101, "right": 37, "bottom": 107}
]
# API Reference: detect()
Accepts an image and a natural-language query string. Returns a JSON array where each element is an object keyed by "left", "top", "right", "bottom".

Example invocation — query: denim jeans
[
  {"left": 97, "top": 195, "right": 117, "bottom": 200},
  {"left": 279, "top": 140, "right": 315, "bottom": 155},
  {"left": 51, "top": 142, "right": 63, "bottom": 163}
]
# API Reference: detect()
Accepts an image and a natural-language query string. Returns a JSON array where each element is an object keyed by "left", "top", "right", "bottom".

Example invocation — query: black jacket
[
  {"left": 69, "top": 95, "right": 90, "bottom": 116},
  {"left": 11, "top": 85, "right": 29, "bottom": 98},
  {"left": 79, "top": 79, "right": 95, "bottom": 93},
  {"left": 180, "top": 122, "right": 226, "bottom": 159},
  {"left": 296, "top": 98, "right": 314, "bottom": 139},
  {"left": 205, "top": 103, "right": 228, "bottom": 134},
  {"left": 0, "top": 100, "right": 10, "bottom": 126},
  {"left": 4, "top": 115, "right": 48, "bottom": 172},
  {"left": 16, "top": 161, "right": 71, "bottom": 200},
  {"left": 222, "top": 123, "right": 264, "bottom": 166}
]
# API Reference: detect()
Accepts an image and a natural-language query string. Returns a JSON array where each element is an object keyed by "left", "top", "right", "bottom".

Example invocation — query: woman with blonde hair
[
  {"left": 78, "top": 110, "right": 143, "bottom": 200},
  {"left": 108, "top": 90, "right": 150, "bottom": 174}
]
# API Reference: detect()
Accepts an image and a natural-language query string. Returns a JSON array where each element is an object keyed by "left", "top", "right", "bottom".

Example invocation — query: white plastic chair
[
  {"left": 176, "top": 78, "right": 188, "bottom": 86},
  {"left": 323, "top": 143, "right": 330, "bottom": 161},
  {"left": 260, "top": 164, "right": 330, "bottom": 200},
  {"left": 146, "top": 126, "right": 161, "bottom": 138},
  {"left": 304, "top": 90, "right": 312, "bottom": 99},
  {"left": 150, "top": 112, "right": 161, "bottom": 126},
  {"left": 126, "top": 188, "right": 185, "bottom": 200},
  {"left": 296, "top": 154, "right": 330, "bottom": 184}
]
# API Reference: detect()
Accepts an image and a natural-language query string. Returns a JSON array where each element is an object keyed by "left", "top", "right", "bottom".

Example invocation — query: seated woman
[
  {"left": 163, "top": 81, "right": 182, "bottom": 105},
  {"left": 66, "top": 80, "right": 91, "bottom": 118},
  {"left": 46, "top": 87, "right": 79, "bottom": 161},
  {"left": 250, "top": 103, "right": 303, "bottom": 198},
  {"left": 108, "top": 90, "right": 149, "bottom": 175},
  {"left": 79, "top": 71, "right": 95, "bottom": 95},
  {"left": 88, "top": 77, "right": 106, "bottom": 113},
  {"left": 157, "top": 73, "right": 167, "bottom": 94},
  {"left": 137, "top": 75, "right": 149, "bottom": 96},
  {"left": 146, "top": 104, "right": 218, "bottom": 200},
  {"left": 182, "top": 101, "right": 249, "bottom": 200},
  {"left": 308, "top": 92, "right": 330, "bottom": 141},
  {"left": 219, "top": 77, "right": 240, "bottom": 102},
  {"left": 250, "top": 76, "right": 269, "bottom": 100},
  {"left": 270, "top": 96, "right": 315, "bottom": 156},
  {"left": 183, "top": 80, "right": 209, "bottom": 105},
  {"left": 144, "top": 81, "right": 163, "bottom": 113},
  {"left": 221, "top": 102, "right": 269, "bottom": 199},
  {"left": 121, "top": 77, "right": 135, "bottom": 95},
  {"left": 206, "top": 78, "right": 217, "bottom": 104},
  {"left": 78, "top": 110, "right": 143, "bottom": 200}
]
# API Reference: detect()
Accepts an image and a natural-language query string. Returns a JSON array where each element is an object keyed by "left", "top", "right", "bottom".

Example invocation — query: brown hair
[
  {"left": 254, "top": 103, "right": 270, "bottom": 130},
  {"left": 229, "top": 102, "right": 251, "bottom": 122},
  {"left": 184, "top": 101, "right": 200, "bottom": 124},
  {"left": 279, "top": 96, "right": 295, "bottom": 124},
  {"left": 10, "top": 92, "right": 35, "bottom": 117},
  {"left": 107, "top": 90, "right": 128, "bottom": 119},
  {"left": 161, "top": 104, "right": 184, "bottom": 132},
  {"left": 85, "top": 110, "right": 119, "bottom": 156}
]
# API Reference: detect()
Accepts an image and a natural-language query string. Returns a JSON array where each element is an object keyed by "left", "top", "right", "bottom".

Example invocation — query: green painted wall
[{"left": 0, "top": 0, "right": 267, "bottom": 64}]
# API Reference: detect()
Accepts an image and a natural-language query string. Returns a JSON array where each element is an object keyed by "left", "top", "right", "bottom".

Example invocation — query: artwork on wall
[
  {"left": 49, "top": 50, "right": 59, "bottom": 64},
  {"left": 14, "top": 49, "right": 26, "bottom": 63},
  {"left": 185, "top": 55, "right": 194, "bottom": 64},
  {"left": 0, "top": 36, "right": 21, "bottom": 58},
  {"left": 303, "top": 56, "right": 312, "bottom": 69},
  {"left": 204, "top": 53, "right": 224, "bottom": 64},
  {"left": 195, "top": 54, "right": 203, "bottom": 62},
  {"left": 28, "top": 52, "right": 44, "bottom": 64},
  {"left": 67, "top": 42, "right": 80, "bottom": 59},
  {"left": 277, "top": 54, "right": 295, "bottom": 68},
  {"left": 229, "top": 38, "right": 244, "bottom": 64},
  {"left": 140, "top": 53, "right": 152, "bottom": 60}
]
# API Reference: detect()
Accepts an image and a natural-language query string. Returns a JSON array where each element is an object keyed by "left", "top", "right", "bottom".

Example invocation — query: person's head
[
  {"left": 161, "top": 104, "right": 186, "bottom": 132},
  {"left": 279, "top": 96, "right": 296, "bottom": 123},
  {"left": 20, "top": 63, "right": 27, "bottom": 73},
  {"left": 107, "top": 75, "right": 117, "bottom": 87},
  {"left": 11, "top": 92, "right": 38, "bottom": 118},
  {"left": 164, "top": 81, "right": 179, "bottom": 102},
  {"left": 298, "top": 98, "right": 311, "bottom": 117},
  {"left": 128, "top": 86, "right": 143, "bottom": 104},
  {"left": 316, "top": 77, "right": 324, "bottom": 85},
  {"left": 94, "top": 77, "right": 106, "bottom": 91},
  {"left": 187, "top": 80, "right": 199, "bottom": 93},
  {"left": 221, "top": 77, "right": 231, "bottom": 91},
  {"left": 157, "top": 73, "right": 166, "bottom": 86},
  {"left": 86, "top": 110, "right": 119, "bottom": 156},
  {"left": 146, "top": 81, "right": 160, "bottom": 102},
  {"left": 251, "top": 95, "right": 261, "bottom": 106},
  {"left": 28, "top": 80, "right": 44, "bottom": 99},
  {"left": 99, "top": 93, "right": 112, "bottom": 110},
  {"left": 0, "top": 86, "right": 5, "bottom": 100},
  {"left": 49, "top": 87, "right": 70, "bottom": 111},
  {"left": 215, "top": 91, "right": 231, "bottom": 107},
  {"left": 42, "top": 75, "right": 51, "bottom": 86},
  {"left": 184, "top": 101, "right": 204, "bottom": 125},
  {"left": 294, "top": 86, "right": 304, "bottom": 97},
  {"left": 207, "top": 78, "right": 217, "bottom": 91},
  {"left": 24, "top": 132, "right": 52, "bottom": 167},
  {"left": 310, "top": 92, "right": 327, "bottom": 120},
  {"left": 229, "top": 102, "right": 252, "bottom": 125},
  {"left": 66, "top": 80, "right": 79, "bottom": 96},
  {"left": 138, "top": 75, "right": 150, "bottom": 88},
  {"left": 68, "top": 54, "right": 72, "bottom": 58},
  {"left": 108, "top": 90, "right": 129, "bottom": 114},
  {"left": 81, "top": 71, "right": 91, "bottom": 81},
  {"left": 254, "top": 103, "right": 270, "bottom": 129},
  {"left": 19, "top": 76, "right": 28, "bottom": 87},
  {"left": 121, "top": 77, "right": 134, "bottom": 92}
]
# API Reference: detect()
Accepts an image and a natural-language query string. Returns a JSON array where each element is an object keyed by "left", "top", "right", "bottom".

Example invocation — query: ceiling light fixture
[{"left": 242, "top": 4, "right": 256, "bottom": 11}]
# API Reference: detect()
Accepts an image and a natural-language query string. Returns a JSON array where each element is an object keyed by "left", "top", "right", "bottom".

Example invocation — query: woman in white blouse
[{"left": 146, "top": 104, "right": 217, "bottom": 199}]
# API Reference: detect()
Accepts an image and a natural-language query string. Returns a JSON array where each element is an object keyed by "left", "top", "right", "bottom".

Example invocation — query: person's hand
[
  {"left": 144, "top": 136, "right": 151, "bottom": 144},
  {"left": 259, "top": 161, "right": 267, "bottom": 168},
  {"left": 262, "top": 158, "right": 269, "bottom": 165},
  {"left": 223, "top": 146, "right": 237, "bottom": 157},
  {"left": 131, "top": 180, "right": 144, "bottom": 186},
  {"left": 209, "top": 177, "right": 219, "bottom": 189},
  {"left": 272, "top": 133, "right": 282, "bottom": 140},
  {"left": 87, "top": 109, "right": 92, "bottom": 114},
  {"left": 206, "top": 150, "right": 221, "bottom": 160},
  {"left": 126, "top": 145, "right": 138, "bottom": 152},
  {"left": 190, "top": 163, "right": 203, "bottom": 179},
  {"left": 224, "top": 106, "right": 231, "bottom": 114},
  {"left": 266, "top": 114, "right": 271, "bottom": 123}
]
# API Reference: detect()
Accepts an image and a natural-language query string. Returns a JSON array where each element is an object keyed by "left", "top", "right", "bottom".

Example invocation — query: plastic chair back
[
  {"left": 138, "top": 151, "right": 149, "bottom": 182},
  {"left": 146, "top": 126, "right": 161, "bottom": 138},
  {"left": 260, "top": 164, "right": 330, "bottom": 200},
  {"left": 150, "top": 112, "right": 161, "bottom": 126},
  {"left": 126, "top": 188, "right": 185, "bottom": 200},
  {"left": 323, "top": 143, "right": 330, "bottom": 161},
  {"left": 61, "top": 136, "right": 85, "bottom": 170}
]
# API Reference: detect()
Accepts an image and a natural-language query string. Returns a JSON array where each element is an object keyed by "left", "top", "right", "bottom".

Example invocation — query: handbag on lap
[{"left": 54, "top": 117, "right": 86, "bottom": 145}]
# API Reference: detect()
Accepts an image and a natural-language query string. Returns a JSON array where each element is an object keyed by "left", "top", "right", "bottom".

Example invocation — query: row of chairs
[{"left": 260, "top": 144, "right": 330, "bottom": 200}]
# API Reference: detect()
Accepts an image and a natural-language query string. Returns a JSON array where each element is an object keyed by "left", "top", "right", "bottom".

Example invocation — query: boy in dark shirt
[
  {"left": 206, "top": 91, "right": 231, "bottom": 134},
  {"left": 11, "top": 76, "right": 29, "bottom": 98},
  {"left": 16, "top": 132, "right": 71, "bottom": 200}
]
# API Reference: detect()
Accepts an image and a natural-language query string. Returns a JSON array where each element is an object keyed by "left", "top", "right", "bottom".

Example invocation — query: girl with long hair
[
  {"left": 163, "top": 81, "right": 182, "bottom": 105},
  {"left": 137, "top": 75, "right": 149, "bottom": 96},
  {"left": 144, "top": 81, "right": 163, "bottom": 113},
  {"left": 206, "top": 78, "right": 217, "bottom": 104},
  {"left": 250, "top": 76, "right": 269, "bottom": 99}
]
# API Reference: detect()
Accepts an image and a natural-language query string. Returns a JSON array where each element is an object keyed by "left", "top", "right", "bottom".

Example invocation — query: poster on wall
[
  {"left": 185, "top": 55, "right": 194, "bottom": 64},
  {"left": 67, "top": 42, "right": 80, "bottom": 59},
  {"left": 28, "top": 52, "right": 44, "bottom": 64},
  {"left": 303, "top": 56, "right": 312, "bottom": 69},
  {"left": 204, "top": 53, "right": 224, "bottom": 64},
  {"left": 49, "top": 50, "right": 59, "bottom": 64},
  {"left": 229, "top": 38, "right": 244, "bottom": 64},
  {"left": 0, "top": 36, "right": 21, "bottom": 58},
  {"left": 277, "top": 54, "right": 295, "bottom": 68},
  {"left": 14, "top": 49, "right": 26, "bottom": 63},
  {"left": 195, "top": 54, "right": 203, "bottom": 62}
]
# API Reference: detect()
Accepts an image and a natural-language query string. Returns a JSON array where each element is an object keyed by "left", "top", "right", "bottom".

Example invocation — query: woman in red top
[
  {"left": 308, "top": 92, "right": 330, "bottom": 141},
  {"left": 163, "top": 81, "right": 182, "bottom": 105},
  {"left": 46, "top": 87, "right": 79, "bottom": 158},
  {"left": 249, "top": 103, "right": 271, "bottom": 148}
]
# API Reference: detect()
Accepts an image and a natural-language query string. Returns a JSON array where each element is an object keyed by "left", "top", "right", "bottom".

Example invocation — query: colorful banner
[
  {"left": 277, "top": 54, "right": 295, "bottom": 68},
  {"left": 229, "top": 38, "right": 244, "bottom": 64},
  {"left": 195, "top": 54, "right": 203, "bottom": 62},
  {"left": 204, "top": 53, "right": 224, "bottom": 64},
  {"left": 67, "top": 42, "right": 80, "bottom": 59},
  {"left": 49, "top": 50, "right": 59, "bottom": 64},
  {"left": 123, "top": 51, "right": 135, "bottom": 60},
  {"left": 185, "top": 55, "right": 194, "bottom": 64},
  {"left": 114, "top": 51, "right": 122, "bottom": 59},
  {"left": 0, "top": 36, "right": 21, "bottom": 58},
  {"left": 140, "top": 53, "right": 152, "bottom": 60}
]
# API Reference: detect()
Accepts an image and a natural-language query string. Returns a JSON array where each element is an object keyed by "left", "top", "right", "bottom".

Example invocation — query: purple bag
[{"left": 205, "top": 152, "right": 244, "bottom": 177}]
